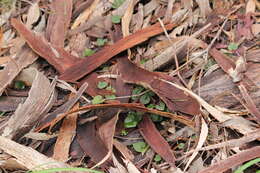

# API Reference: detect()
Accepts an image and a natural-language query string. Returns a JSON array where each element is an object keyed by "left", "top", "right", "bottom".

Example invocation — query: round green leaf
[
  {"left": 83, "top": 48, "right": 95, "bottom": 56},
  {"left": 140, "top": 94, "right": 150, "bottom": 105},
  {"left": 14, "top": 81, "right": 26, "bottom": 90},
  {"left": 154, "top": 154, "right": 162, "bottom": 162},
  {"left": 97, "top": 81, "right": 108, "bottom": 89},
  {"left": 155, "top": 101, "right": 165, "bottom": 111},
  {"left": 92, "top": 95, "right": 104, "bottom": 104},
  {"left": 132, "top": 142, "right": 148, "bottom": 153},
  {"left": 111, "top": 15, "right": 121, "bottom": 24}
]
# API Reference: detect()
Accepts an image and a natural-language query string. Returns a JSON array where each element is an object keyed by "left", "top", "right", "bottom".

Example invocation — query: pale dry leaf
[
  {"left": 246, "top": 0, "right": 256, "bottom": 13},
  {"left": 26, "top": 2, "right": 40, "bottom": 28},
  {"left": 71, "top": 0, "right": 100, "bottom": 29},
  {"left": 251, "top": 24, "right": 260, "bottom": 36},
  {"left": 184, "top": 117, "right": 208, "bottom": 171},
  {"left": 122, "top": 0, "right": 135, "bottom": 37},
  {"left": 2, "top": 68, "right": 57, "bottom": 139},
  {"left": 0, "top": 47, "right": 37, "bottom": 96},
  {"left": 123, "top": 158, "right": 141, "bottom": 173},
  {"left": 188, "top": 157, "right": 205, "bottom": 173},
  {"left": 195, "top": 0, "right": 212, "bottom": 18},
  {"left": 14, "top": 64, "right": 39, "bottom": 86},
  {"left": 0, "top": 136, "right": 68, "bottom": 170},
  {"left": 109, "top": 154, "right": 128, "bottom": 173},
  {"left": 23, "top": 132, "right": 58, "bottom": 141}
]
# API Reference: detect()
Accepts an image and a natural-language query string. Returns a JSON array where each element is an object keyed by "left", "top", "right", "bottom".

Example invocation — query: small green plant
[
  {"left": 154, "top": 154, "right": 162, "bottom": 162},
  {"left": 132, "top": 141, "right": 149, "bottom": 154},
  {"left": 177, "top": 143, "right": 185, "bottom": 149},
  {"left": 140, "top": 94, "right": 151, "bottom": 105},
  {"left": 83, "top": 48, "right": 95, "bottom": 56},
  {"left": 150, "top": 114, "right": 163, "bottom": 122},
  {"left": 228, "top": 42, "right": 239, "bottom": 51},
  {"left": 96, "top": 38, "right": 107, "bottom": 46},
  {"left": 14, "top": 81, "right": 26, "bottom": 90},
  {"left": 131, "top": 86, "right": 144, "bottom": 100},
  {"left": 120, "top": 129, "right": 128, "bottom": 136},
  {"left": 105, "top": 85, "right": 116, "bottom": 93},
  {"left": 111, "top": 15, "right": 121, "bottom": 24},
  {"left": 97, "top": 81, "right": 108, "bottom": 89},
  {"left": 92, "top": 95, "right": 105, "bottom": 104},
  {"left": 155, "top": 101, "right": 166, "bottom": 111},
  {"left": 105, "top": 94, "right": 116, "bottom": 100},
  {"left": 112, "top": 0, "right": 125, "bottom": 9},
  {"left": 124, "top": 111, "right": 142, "bottom": 128}
]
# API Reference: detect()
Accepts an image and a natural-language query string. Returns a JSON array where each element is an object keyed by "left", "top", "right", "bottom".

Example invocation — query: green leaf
[
  {"left": 147, "top": 104, "right": 155, "bottom": 109},
  {"left": 97, "top": 81, "right": 108, "bottom": 89},
  {"left": 105, "top": 86, "right": 116, "bottom": 93},
  {"left": 140, "top": 94, "right": 150, "bottom": 105},
  {"left": 112, "top": 0, "right": 125, "bottom": 9},
  {"left": 111, "top": 15, "right": 121, "bottom": 24},
  {"left": 228, "top": 42, "right": 238, "bottom": 51},
  {"left": 14, "top": 81, "right": 26, "bottom": 90},
  {"left": 83, "top": 48, "right": 95, "bottom": 56},
  {"left": 92, "top": 95, "right": 104, "bottom": 104},
  {"left": 177, "top": 143, "right": 185, "bottom": 149},
  {"left": 131, "top": 86, "right": 144, "bottom": 100},
  {"left": 155, "top": 101, "right": 165, "bottom": 111},
  {"left": 140, "top": 59, "right": 148, "bottom": 64},
  {"left": 132, "top": 142, "right": 149, "bottom": 154},
  {"left": 96, "top": 38, "right": 107, "bottom": 46},
  {"left": 124, "top": 112, "right": 142, "bottom": 128},
  {"left": 105, "top": 94, "right": 116, "bottom": 100},
  {"left": 147, "top": 91, "right": 155, "bottom": 97},
  {"left": 120, "top": 130, "right": 128, "bottom": 136},
  {"left": 154, "top": 154, "right": 162, "bottom": 162},
  {"left": 150, "top": 114, "right": 163, "bottom": 122}
]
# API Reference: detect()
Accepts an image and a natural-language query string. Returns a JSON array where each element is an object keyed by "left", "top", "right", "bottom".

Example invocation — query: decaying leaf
[
  {"left": 139, "top": 115, "right": 176, "bottom": 167},
  {"left": 0, "top": 47, "right": 37, "bottom": 95},
  {"left": 2, "top": 68, "right": 57, "bottom": 140},
  {"left": 118, "top": 58, "right": 200, "bottom": 115}
]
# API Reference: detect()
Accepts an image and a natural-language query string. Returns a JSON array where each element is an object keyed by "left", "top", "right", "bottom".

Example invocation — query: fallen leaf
[
  {"left": 0, "top": 47, "right": 37, "bottom": 95},
  {"left": 2, "top": 68, "right": 57, "bottom": 140},
  {"left": 139, "top": 114, "right": 176, "bottom": 167},
  {"left": 198, "top": 146, "right": 260, "bottom": 173},
  {"left": 184, "top": 117, "right": 208, "bottom": 171},
  {"left": 45, "top": 0, "right": 73, "bottom": 47}
]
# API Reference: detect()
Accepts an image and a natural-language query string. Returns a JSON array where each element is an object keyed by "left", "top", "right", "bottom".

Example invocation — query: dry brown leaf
[
  {"left": 198, "top": 146, "right": 260, "bottom": 173},
  {"left": 71, "top": 0, "right": 100, "bottom": 29},
  {"left": 139, "top": 115, "right": 176, "bottom": 167},
  {"left": 46, "top": 0, "right": 73, "bottom": 47},
  {"left": 184, "top": 117, "right": 208, "bottom": 171},
  {"left": 160, "top": 78, "right": 258, "bottom": 135},
  {"left": 53, "top": 101, "right": 78, "bottom": 162},
  {"left": 0, "top": 47, "right": 37, "bottom": 95},
  {"left": 0, "top": 136, "right": 69, "bottom": 170},
  {"left": 93, "top": 112, "right": 119, "bottom": 168},
  {"left": 2, "top": 68, "right": 57, "bottom": 140}
]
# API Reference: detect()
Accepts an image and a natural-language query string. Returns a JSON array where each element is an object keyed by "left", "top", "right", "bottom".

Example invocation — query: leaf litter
[{"left": 0, "top": 0, "right": 260, "bottom": 172}]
